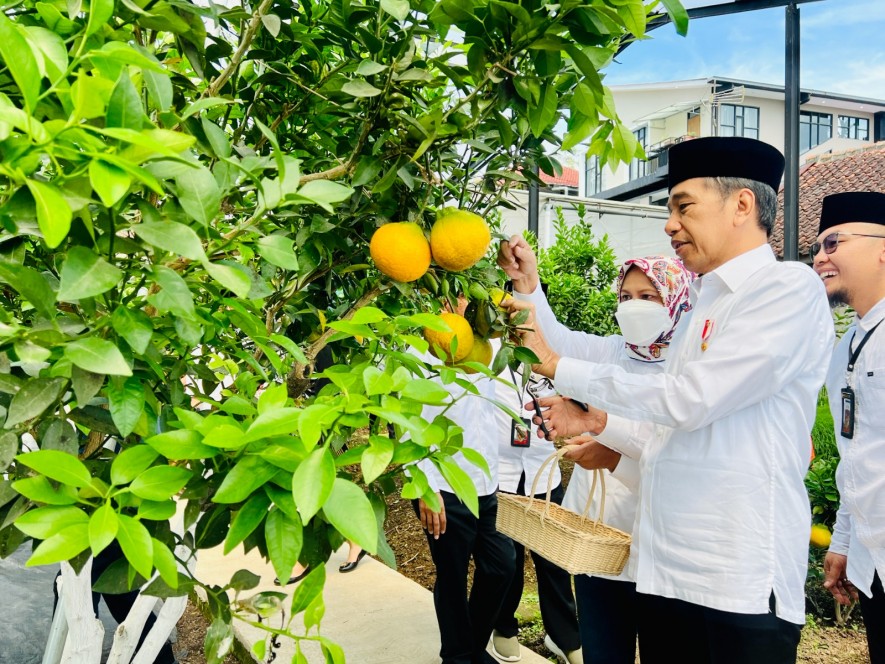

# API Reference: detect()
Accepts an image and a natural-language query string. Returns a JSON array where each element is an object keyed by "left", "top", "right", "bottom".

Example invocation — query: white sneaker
[
  {"left": 544, "top": 635, "right": 582, "bottom": 664},
  {"left": 490, "top": 630, "right": 521, "bottom": 662}
]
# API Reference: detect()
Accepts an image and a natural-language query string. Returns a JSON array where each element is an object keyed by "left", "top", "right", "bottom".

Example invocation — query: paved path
[{"left": 195, "top": 544, "right": 550, "bottom": 664}]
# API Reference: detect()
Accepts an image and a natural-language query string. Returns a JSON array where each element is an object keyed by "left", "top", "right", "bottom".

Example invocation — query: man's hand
[
  {"left": 418, "top": 492, "right": 446, "bottom": 539},
  {"left": 499, "top": 298, "right": 560, "bottom": 378},
  {"left": 823, "top": 552, "right": 857, "bottom": 605},
  {"left": 497, "top": 235, "right": 539, "bottom": 293},
  {"left": 562, "top": 436, "right": 621, "bottom": 472},
  {"left": 527, "top": 395, "right": 608, "bottom": 440}
]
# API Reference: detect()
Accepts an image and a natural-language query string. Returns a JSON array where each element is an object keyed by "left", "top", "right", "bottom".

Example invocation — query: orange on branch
[
  {"left": 369, "top": 222, "right": 431, "bottom": 282},
  {"left": 423, "top": 312, "right": 474, "bottom": 363},
  {"left": 429, "top": 209, "right": 491, "bottom": 272}
]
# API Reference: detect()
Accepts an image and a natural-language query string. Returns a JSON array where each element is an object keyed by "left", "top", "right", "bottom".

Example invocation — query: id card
[
  {"left": 841, "top": 387, "right": 855, "bottom": 439},
  {"left": 511, "top": 417, "right": 531, "bottom": 447}
]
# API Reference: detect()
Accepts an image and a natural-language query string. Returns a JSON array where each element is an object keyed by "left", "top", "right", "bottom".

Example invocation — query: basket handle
[
  {"left": 528, "top": 447, "right": 608, "bottom": 529},
  {"left": 527, "top": 447, "right": 570, "bottom": 520}
]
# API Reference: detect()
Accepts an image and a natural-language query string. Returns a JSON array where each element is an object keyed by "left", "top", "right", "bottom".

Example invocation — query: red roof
[
  {"left": 770, "top": 142, "right": 885, "bottom": 258},
  {"left": 539, "top": 166, "right": 579, "bottom": 188}
]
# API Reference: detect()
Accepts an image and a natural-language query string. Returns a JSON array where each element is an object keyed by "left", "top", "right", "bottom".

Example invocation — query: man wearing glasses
[{"left": 813, "top": 191, "right": 885, "bottom": 664}]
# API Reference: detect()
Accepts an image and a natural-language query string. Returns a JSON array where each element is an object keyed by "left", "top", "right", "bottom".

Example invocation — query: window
[
  {"left": 719, "top": 104, "right": 759, "bottom": 138},
  {"left": 800, "top": 111, "right": 832, "bottom": 152},
  {"left": 629, "top": 127, "right": 648, "bottom": 181},
  {"left": 838, "top": 115, "right": 870, "bottom": 141},
  {"left": 585, "top": 155, "right": 602, "bottom": 196}
]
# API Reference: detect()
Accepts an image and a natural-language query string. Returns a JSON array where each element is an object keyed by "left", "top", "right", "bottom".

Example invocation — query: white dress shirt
[
  {"left": 413, "top": 350, "right": 501, "bottom": 497},
  {"left": 554, "top": 244, "right": 834, "bottom": 624},
  {"left": 826, "top": 296, "right": 885, "bottom": 597},
  {"left": 494, "top": 361, "right": 561, "bottom": 495},
  {"left": 514, "top": 285, "right": 658, "bottom": 582}
]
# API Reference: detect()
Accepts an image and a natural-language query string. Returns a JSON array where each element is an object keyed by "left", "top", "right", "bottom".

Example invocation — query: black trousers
[
  {"left": 53, "top": 543, "right": 176, "bottom": 664},
  {"left": 413, "top": 491, "right": 516, "bottom": 664},
  {"left": 494, "top": 477, "right": 581, "bottom": 654},
  {"left": 859, "top": 571, "right": 885, "bottom": 664},
  {"left": 636, "top": 592, "right": 801, "bottom": 664},
  {"left": 574, "top": 575, "right": 637, "bottom": 664}
]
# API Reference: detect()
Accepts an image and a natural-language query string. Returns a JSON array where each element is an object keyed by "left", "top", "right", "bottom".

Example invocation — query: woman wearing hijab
[{"left": 499, "top": 252, "right": 694, "bottom": 664}]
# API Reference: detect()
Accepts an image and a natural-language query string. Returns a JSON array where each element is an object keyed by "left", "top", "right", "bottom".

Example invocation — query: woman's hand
[
  {"left": 499, "top": 298, "right": 560, "bottom": 378},
  {"left": 562, "top": 435, "right": 622, "bottom": 472}
]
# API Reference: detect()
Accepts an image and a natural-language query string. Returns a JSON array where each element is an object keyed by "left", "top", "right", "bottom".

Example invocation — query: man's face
[
  {"left": 812, "top": 222, "right": 885, "bottom": 308},
  {"left": 665, "top": 178, "right": 735, "bottom": 275}
]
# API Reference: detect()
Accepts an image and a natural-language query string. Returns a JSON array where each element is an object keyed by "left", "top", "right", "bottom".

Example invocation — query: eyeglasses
[{"left": 810, "top": 232, "right": 885, "bottom": 257}]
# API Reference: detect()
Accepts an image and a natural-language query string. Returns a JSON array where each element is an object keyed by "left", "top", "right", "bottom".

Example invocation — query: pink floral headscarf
[{"left": 616, "top": 255, "right": 694, "bottom": 362}]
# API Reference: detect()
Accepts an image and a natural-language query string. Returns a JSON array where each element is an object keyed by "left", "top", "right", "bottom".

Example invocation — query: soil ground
[{"left": 174, "top": 459, "right": 870, "bottom": 663}]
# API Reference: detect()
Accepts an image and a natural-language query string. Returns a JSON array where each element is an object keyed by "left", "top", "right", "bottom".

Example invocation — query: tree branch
[{"left": 204, "top": 0, "right": 275, "bottom": 99}]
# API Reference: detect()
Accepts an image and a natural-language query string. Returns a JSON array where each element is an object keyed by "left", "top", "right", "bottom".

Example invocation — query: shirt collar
[
  {"left": 690, "top": 243, "right": 775, "bottom": 303},
  {"left": 857, "top": 297, "right": 885, "bottom": 332}
]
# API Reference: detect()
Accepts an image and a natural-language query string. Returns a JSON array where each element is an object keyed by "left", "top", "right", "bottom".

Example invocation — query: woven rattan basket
[{"left": 496, "top": 447, "right": 631, "bottom": 576}]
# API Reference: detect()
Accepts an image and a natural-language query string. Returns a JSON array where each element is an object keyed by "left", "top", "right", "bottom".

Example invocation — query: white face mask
[{"left": 615, "top": 299, "right": 672, "bottom": 346}]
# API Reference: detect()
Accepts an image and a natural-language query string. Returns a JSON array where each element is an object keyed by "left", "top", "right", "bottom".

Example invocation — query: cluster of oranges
[{"left": 368, "top": 209, "right": 505, "bottom": 371}]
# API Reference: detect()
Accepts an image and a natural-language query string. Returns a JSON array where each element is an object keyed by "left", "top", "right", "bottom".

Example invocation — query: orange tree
[{"left": 0, "top": 0, "right": 687, "bottom": 660}]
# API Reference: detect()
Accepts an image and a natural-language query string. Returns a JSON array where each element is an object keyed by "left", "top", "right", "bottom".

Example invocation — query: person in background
[
  {"left": 497, "top": 246, "right": 693, "bottom": 664},
  {"left": 501, "top": 137, "right": 834, "bottom": 664},
  {"left": 490, "top": 351, "right": 581, "bottom": 664},
  {"left": 812, "top": 191, "right": 885, "bottom": 664},
  {"left": 412, "top": 298, "right": 516, "bottom": 664}
]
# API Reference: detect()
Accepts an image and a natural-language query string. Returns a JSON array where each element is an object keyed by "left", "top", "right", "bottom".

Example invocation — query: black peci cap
[
  {"left": 818, "top": 191, "right": 885, "bottom": 234},
  {"left": 667, "top": 137, "right": 785, "bottom": 194}
]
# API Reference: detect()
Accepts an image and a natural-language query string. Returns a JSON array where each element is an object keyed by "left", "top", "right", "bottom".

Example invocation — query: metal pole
[
  {"left": 783, "top": 2, "right": 800, "bottom": 261},
  {"left": 528, "top": 166, "right": 540, "bottom": 238}
]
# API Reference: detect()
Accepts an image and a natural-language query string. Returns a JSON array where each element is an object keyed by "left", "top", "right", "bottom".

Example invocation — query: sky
[{"left": 604, "top": 0, "right": 885, "bottom": 99}]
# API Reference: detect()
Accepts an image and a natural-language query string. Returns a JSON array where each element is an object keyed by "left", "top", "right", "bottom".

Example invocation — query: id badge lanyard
[{"left": 841, "top": 319, "right": 883, "bottom": 439}]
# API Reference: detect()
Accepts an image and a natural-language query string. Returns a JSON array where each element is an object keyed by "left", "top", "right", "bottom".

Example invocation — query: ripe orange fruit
[
  {"left": 429, "top": 209, "right": 491, "bottom": 272},
  {"left": 459, "top": 335, "right": 493, "bottom": 373},
  {"left": 810, "top": 524, "right": 831, "bottom": 549},
  {"left": 423, "top": 313, "right": 474, "bottom": 363},
  {"left": 369, "top": 222, "right": 431, "bottom": 282}
]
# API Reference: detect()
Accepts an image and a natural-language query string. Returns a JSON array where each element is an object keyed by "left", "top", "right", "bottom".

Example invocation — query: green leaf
[
  {"left": 17, "top": 449, "right": 92, "bottom": 488},
  {"left": 659, "top": 0, "right": 689, "bottom": 36},
  {"left": 363, "top": 366, "right": 393, "bottom": 396},
  {"left": 111, "top": 306, "right": 153, "bottom": 355},
  {"left": 12, "top": 475, "right": 78, "bottom": 505},
  {"left": 134, "top": 221, "right": 206, "bottom": 261},
  {"left": 261, "top": 13, "right": 281, "bottom": 37},
  {"left": 138, "top": 499, "right": 176, "bottom": 520},
  {"left": 179, "top": 97, "right": 235, "bottom": 120},
  {"left": 459, "top": 447, "right": 490, "bottom": 479},
  {"left": 145, "top": 429, "right": 218, "bottom": 460},
  {"left": 143, "top": 66, "right": 173, "bottom": 111},
  {"left": 340, "top": 80, "right": 383, "bottom": 98},
  {"left": 257, "top": 235, "right": 300, "bottom": 271},
  {"left": 402, "top": 379, "right": 450, "bottom": 405},
  {"left": 290, "top": 564, "right": 325, "bottom": 616},
  {"left": 380, "top": 0, "right": 410, "bottom": 21},
  {"left": 0, "top": 14, "right": 41, "bottom": 110},
  {"left": 26, "top": 523, "right": 90, "bottom": 566},
  {"left": 5, "top": 378, "right": 65, "bottom": 427},
  {"left": 24, "top": 25, "right": 68, "bottom": 79},
  {"left": 26, "top": 180, "right": 72, "bottom": 249},
  {"left": 205, "top": 618, "right": 234, "bottom": 664},
  {"left": 292, "top": 448, "right": 335, "bottom": 522},
  {"left": 0, "top": 262, "right": 55, "bottom": 318},
  {"left": 107, "top": 72, "right": 144, "bottom": 130},
  {"left": 213, "top": 456, "right": 279, "bottom": 504},
  {"left": 89, "top": 159, "right": 132, "bottom": 207},
  {"left": 85, "top": 0, "right": 114, "bottom": 36},
  {"left": 149, "top": 266, "right": 196, "bottom": 319},
  {"left": 89, "top": 503, "right": 119, "bottom": 555},
  {"left": 130, "top": 465, "right": 191, "bottom": 501},
  {"left": 107, "top": 376, "right": 145, "bottom": 437},
  {"left": 111, "top": 445, "right": 160, "bottom": 485},
  {"left": 116, "top": 514, "right": 153, "bottom": 578},
  {"left": 355, "top": 60, "right": 387, "bottom": 76},
  {"left": 15, "top": 505, "right": 88, "bottom": 539},
  {"left": 361, "top": 437, "right": 393, "bottom": 484},
  {"left": 65, "top": 338, "right": 132, "bottom": 376},
  {"left": 224, "top": 491, "right": 270, "bottom": 554},
  {"left": 265, "top": 508, "right": 302, "bottom": 585},
  {"left": 57, "top": 246, "right": 124, "bottom": 301},
  {"left": 230, "top": 568, "right": 261, "bottom": 592},
  {"left": 437, "top": 457, "right": 478, "bottom": 516},
  {"left": 152, "top": 538, "right": 178, "bottom": 587},
  {"left": 202, "top": 261, "right": 252, "bottom": 298},
  {"left": 200, "top": 116, "right": 231, "bottom": 159},
  {"left": 244, "top": 408, "right": 302, "bottom": 442},
  {"left": 172, "top": 163, "right": 221, "bottom": 226},
  {"left": 322, "top": 478, "right": 377, "bottom": 552},
  {"left": 0, "top": 431, "right": 17, "bottom": 472},
  {"left": 350, "top": 306, "right": 388, "bottom": 324},
  {"left": 295, "top": 180, "right": 354, "bottom": 213}
]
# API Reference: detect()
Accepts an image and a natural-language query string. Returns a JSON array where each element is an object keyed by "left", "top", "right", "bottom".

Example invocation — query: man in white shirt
[
  {"left": 501, "top": 137, "right": 834, "bottom": 663},
  {"left": 411, "top": 324, "right": 516, "bottom": 664},
  {"left": 812, "top": 191, "right": 885, "bottom": 664}
]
